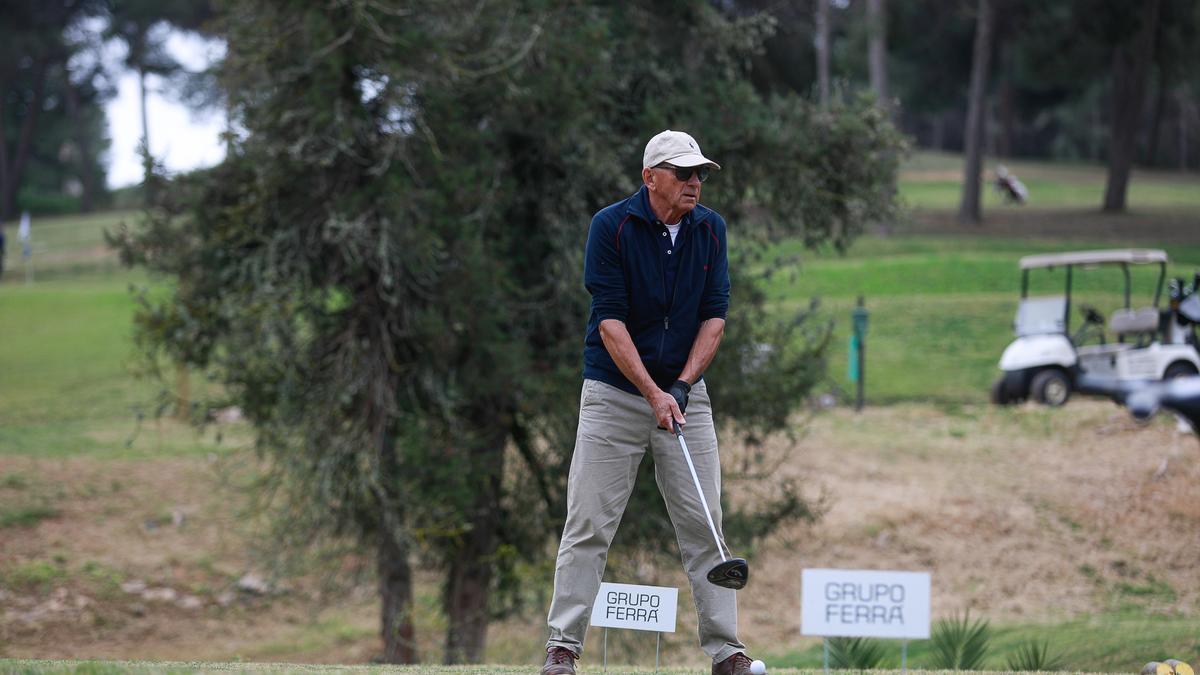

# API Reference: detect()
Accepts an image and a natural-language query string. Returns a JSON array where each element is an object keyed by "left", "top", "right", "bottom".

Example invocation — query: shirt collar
[{"left": 627, "top": 185, "right": 709, "bottom": 227}]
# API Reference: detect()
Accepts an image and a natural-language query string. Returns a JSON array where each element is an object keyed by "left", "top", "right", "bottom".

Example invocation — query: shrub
[
  {"left": 928, "top": 610, "right": 991, "bottom": 669},
  {"left": 829, "top": 636, "right": 889, "bottom": 669},
  {"left": 1005, "top": 639, "right": 1066, "bottom": 672}
]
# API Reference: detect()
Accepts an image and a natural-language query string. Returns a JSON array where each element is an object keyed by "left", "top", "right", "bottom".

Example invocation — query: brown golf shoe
[
  {"left": 541, "top": 646, "right": 578, "bottom": 675},
  {"left": 712, "top": 652, "right": 755, "bottom": 675}
]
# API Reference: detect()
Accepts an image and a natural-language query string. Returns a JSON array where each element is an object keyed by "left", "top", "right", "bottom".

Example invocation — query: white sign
[
  {"left": 590, "top": 582, "right": 678, "bottom": 633},
  {"left": 801, "top": 569, "right": 930, "bottom": 639}
]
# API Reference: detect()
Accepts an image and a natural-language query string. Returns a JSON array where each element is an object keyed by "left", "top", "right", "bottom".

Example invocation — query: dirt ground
[{"left": 3, "top": 401, "right": 1197, "bottom": 666}]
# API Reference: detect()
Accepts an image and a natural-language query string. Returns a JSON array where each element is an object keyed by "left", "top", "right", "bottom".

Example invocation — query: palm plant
[
  {"left": 1005, "top": 639, "right": 1066, "bottom": 672},
  {"left": 829, "top": 636, "right": 889, "bottom": 669},
  {"left": 928, "top": 610, "right": 991, "bottom": 669}
]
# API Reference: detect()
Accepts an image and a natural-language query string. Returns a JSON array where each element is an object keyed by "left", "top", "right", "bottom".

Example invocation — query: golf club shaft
[{"left": 673, "top": 421, "right": 728, "bottom": 562}]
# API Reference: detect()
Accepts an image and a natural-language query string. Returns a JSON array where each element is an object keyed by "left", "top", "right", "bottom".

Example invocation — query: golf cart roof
[{"left": 1019, "top": 249, "right": 1168, "bottom": 270}]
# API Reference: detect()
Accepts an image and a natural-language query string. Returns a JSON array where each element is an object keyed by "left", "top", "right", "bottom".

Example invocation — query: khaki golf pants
[{"left": 545, "top": 378, "right": 744, "bottom": 663}]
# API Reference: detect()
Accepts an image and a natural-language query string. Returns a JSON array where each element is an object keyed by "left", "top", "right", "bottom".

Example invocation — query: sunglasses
[{"left": 655, "top": 163, "right": 710, "bottom": 183}]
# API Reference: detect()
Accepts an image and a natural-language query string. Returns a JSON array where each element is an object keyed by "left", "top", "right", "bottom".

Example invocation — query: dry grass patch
[{"left": 2, "top": 401, "right": 1198, "bottom": 668}]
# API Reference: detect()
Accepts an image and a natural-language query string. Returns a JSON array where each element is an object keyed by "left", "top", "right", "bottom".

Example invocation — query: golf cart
[{"left": 991, "top": 249, "right": 1200, "bottom": 407}]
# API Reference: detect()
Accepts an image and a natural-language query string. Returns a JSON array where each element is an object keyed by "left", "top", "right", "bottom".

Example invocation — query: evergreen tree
[
  {"left": 114, "top": 0, "right": 904, "bottom": 663},
  {"left": 0, "top": 0, "right": 106, "bottom": 221}
]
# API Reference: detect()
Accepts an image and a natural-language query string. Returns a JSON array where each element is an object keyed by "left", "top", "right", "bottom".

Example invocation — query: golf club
[{"left": 672, "top": 420, "right": 749, "bottom": 590}]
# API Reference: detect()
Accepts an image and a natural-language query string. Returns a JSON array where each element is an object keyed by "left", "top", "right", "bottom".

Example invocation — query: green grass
[
  {"left": 768, "top": 613, "right": 1200, "bottom": 672},
  {"left": 0, "top": 276, "right": 230, "bottom": 459},
  {"left": 1, "top": 471, "right": 30, "bottom": 489},
  {"left": 0, "top": 278, "right": 150, "bottom": 422},
  {"left": 0, "top": 663, "right": 1129, "bottom": 675},
  {"left": 899, "top": 151, "right": 1200, "bottom": 210},
  {"left": 0, "top": 212, "right": 239, "bottom": 459},
  {"left": 0, "top": 503, "right": 61, "bottom": 528},
  {"left": 1, "top": 559, "right": 70, "bottom": 592},
  {"left": 899, "top": 178, "right": 1200, "bottom": 210},
  {"left": 760, "top": 234, "right": 1200, "bottom": 403}
]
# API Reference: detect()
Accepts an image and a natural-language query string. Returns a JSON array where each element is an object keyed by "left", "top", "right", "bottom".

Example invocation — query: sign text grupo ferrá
[
  {"left": 605, "top": 590, "right": 661, "bottom": 622},
  {"left": 824, "top": 581, "right": 905, "bottom": 624}
]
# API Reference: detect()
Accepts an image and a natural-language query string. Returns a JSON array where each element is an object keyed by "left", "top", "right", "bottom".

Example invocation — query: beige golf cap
[{"left": 642, "top": 130, "right": 721, "bottom": 170}]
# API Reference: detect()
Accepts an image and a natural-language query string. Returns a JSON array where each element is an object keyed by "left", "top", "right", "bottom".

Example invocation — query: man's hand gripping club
[
  {"left": 598, "top": 319, "right": 687, "bottom": 429},
  {"left": 648, "top": 380, "right": 690, "bottom": 431}
]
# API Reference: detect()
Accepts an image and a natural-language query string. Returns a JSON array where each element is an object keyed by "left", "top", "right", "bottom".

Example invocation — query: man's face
[{"left": 644, "top": 164, "right": 706, "bottom": 216}]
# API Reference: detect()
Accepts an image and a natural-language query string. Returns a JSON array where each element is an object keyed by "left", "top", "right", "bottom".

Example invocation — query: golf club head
[{"left": 707, "top": 558, "right": 749, "bottom": 590}]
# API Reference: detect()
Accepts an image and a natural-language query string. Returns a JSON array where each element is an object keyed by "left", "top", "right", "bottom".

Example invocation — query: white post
[{"left": 19, "top": 211, "right": 31, "bottom": 285}]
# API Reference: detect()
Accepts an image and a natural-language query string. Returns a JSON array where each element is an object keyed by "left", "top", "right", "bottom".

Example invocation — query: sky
[{"left": 105, "top": 31, "right": 226, "bottom": 189}]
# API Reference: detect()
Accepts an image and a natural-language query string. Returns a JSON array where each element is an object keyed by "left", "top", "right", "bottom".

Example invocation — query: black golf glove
[{"left": 669, "top": 379, "right": 691, "bottom": 414}]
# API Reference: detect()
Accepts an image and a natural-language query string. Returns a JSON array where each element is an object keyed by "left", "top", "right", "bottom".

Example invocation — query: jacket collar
[{"left": 626, "top": 185, "right": 711, "bottom": 227}]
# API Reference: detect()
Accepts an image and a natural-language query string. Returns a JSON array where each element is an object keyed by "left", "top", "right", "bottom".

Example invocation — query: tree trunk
[
  {"left": 137, "top": 63, "right": 157, "bottom": 206},
  {"left": 63, "top": 80, "right": 97, "bottom": 212},
  {"left": 1103, "top": 0, "right": 1160, "bottom": 212},
  {"left": 996, "top": 43, "right": 1015, "bottom": 158},
  {"left": 0, "top": 80, "right": 9, "bottom": 219},
  {"left": 1, "top": 59, "right": 49, "bottom": 223},
  {"left": 867, "top": 0, "right": 888, "bottom": 111},
  {"left": 442, "top": 425, "right": 506, "bottom": 664},
  {"left": 1181, "top": 89, "right": 1190, "bottom": 171},
  {"left": 815, "top": 0, "right": 830, "bottom": 107},
  {"left": 958, "top": 0, "right": 994, "bottom": 225},
  {"left": 378, "top": 430, "right": 418, "bottom": 664},
  {"left": 138, "top": 64, "right": 151, "bottom": 160},
  {"left": 442, "top": 524, "right": 496, "bottom": 664},
  {"left": 379, "top": 532, "right": 418, "bottom": 663},
  {"left": 1145, "top": 69, "right": 1169, "bottom": 167}
]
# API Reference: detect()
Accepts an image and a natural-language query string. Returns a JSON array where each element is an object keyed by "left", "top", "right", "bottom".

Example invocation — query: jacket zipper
[{"left": 657, "top": 225, "right": 684, "bottom": 364}]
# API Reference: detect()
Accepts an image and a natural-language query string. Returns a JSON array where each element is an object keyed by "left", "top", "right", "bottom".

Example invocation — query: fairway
[
  {"left": 768, "top": 238, "right": 1200, "bottom": 404},
  {"left": 899, "top": 151, "right": 1200, "bottom": 210}
]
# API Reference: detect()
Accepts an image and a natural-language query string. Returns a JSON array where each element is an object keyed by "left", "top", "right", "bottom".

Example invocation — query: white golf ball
[{"left": 750, "top": 659, "right": 766, "bottom": 675}]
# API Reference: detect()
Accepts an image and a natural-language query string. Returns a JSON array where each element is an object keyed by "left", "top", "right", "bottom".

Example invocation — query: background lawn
[
  {"left": 899, "top": 151, "right": 1200, "bottom": 210},
  {"left": 762, "top": 236, "right": 1200, "bottom": 404}
]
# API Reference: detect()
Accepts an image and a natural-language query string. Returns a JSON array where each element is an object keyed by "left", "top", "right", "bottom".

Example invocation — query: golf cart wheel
[
  {"left": 1164, "top": 362, "right": 1199, "bottom": 380},
  {"left": 988, "top": 374, "right": 1008, "bottom": 401},
  {"left": 1031, "top": 369, "right": 1071, "bottom": 407},
  {"left": 990, "top": 377, "right": 1012, "bottom": 405}
]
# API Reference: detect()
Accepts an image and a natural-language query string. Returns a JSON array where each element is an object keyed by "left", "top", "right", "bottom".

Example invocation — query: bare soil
[{"left": 3, "top": 401, "right": 1197, "bottom": 667}]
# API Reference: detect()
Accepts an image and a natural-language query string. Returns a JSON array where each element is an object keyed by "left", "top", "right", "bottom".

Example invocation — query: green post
[{"left": 852, "top": 296, "right": 869, "bottom": 411}]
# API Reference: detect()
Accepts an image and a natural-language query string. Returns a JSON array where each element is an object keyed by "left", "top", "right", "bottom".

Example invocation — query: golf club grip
[{"left": 673, "top": 422, "right": 728, "bottom": 562}]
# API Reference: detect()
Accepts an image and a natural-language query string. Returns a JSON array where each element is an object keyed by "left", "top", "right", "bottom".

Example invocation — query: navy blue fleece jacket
[{"left": 582, "top": 186, "right": 731, "bottom": 395}]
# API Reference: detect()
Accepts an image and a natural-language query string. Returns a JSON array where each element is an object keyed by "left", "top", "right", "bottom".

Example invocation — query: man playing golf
[{"left": 542, "top": 130, "right": 758, "bottom": 675}]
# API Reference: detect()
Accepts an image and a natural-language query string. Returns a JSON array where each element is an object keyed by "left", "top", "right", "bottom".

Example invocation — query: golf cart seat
[{"left": 1109, "top": 307, "right": 1159, "bottom": 337}]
